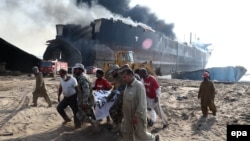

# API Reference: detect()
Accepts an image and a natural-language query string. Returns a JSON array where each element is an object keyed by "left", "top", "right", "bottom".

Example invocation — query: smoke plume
[
  {"left": 0, "top": 0, "right": 115, "bottom": 57},
  {"left": 0, "top": 0, "right": 175, "bottom": 57},
  {"left": 77, "top": 0, "right": 175, "bottom": 39}
]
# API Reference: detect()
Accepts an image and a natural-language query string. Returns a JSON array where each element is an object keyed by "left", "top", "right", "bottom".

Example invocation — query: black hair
[
  {"left": 121, "top": 68, "right": 134, "bottom": 75},
  {"left": 134, "top": 68, "right": 140, "bottom": 74},
  {"left": 139, "top": 68, "right": 147, "bottom": 73},
  {"left": 96, "top": 69, "right": 104, "bottom": 75},
  {"left": 59, "top": 69, "right": 67, "bottom": 74}
]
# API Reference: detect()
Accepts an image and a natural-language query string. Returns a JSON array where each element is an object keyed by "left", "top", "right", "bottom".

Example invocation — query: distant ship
[
  {"left": 44, "top": 18, "right": 212, "bottom": 75},
  {"left": 171, "top": 66, "right": 247, "bottom": 83}
]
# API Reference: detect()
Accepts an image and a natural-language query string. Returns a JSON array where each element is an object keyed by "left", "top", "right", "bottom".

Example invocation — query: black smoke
[{"left": 77, "top": 0, "right": 175, "bottom": 39}]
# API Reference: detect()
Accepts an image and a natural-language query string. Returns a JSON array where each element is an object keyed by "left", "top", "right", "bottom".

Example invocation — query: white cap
[
  {"left": 73, "top": 63, "right": 84, "bottom": 70},
  {"left": 108, "top": 64, "right": 119, "bottom": 73}
]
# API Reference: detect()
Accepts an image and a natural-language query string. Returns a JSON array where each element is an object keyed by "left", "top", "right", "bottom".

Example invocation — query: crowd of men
[{"left": 31, "top": 63, "right": 216, "bottom": 141}]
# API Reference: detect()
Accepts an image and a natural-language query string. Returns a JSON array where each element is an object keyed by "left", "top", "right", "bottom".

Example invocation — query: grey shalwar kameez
[{"left": 121, "top": 79, "right": 156, "bottom": 141}]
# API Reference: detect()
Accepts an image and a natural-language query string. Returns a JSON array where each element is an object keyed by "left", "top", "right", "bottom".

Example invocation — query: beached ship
[
  {"left": 43, "top": 18, "right": 211, "bottom": 75},
  {"left": 171, "top": 66, "right": 247, "bottom": 83}
]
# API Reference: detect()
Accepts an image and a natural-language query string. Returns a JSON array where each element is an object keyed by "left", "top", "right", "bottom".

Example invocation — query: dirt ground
[{"left": 0, "top": 74, "right": 249, "bottom": 141}]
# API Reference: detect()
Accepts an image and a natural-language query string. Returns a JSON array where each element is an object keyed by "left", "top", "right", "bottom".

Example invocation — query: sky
[
  {"left": 0, "top": 0, "right": 249, "bottom": 71},
  {"left": 131, "top": 0, "right": 250, "bottom": 71}
]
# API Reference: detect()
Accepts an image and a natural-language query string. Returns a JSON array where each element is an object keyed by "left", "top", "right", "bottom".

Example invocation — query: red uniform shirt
[
  {"left": 142, "top": 75, "right": 160, "bottom": 98},
  {"left": 93, "top": 77, "right": 112, "bottom": 91}
]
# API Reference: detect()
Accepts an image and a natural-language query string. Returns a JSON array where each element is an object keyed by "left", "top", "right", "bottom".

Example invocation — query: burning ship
[{"left": 43, "top": 18, "right": 211, "bottom": 75}]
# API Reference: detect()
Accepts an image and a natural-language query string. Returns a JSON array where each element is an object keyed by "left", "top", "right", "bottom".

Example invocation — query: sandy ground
[{"left": 0, "top": 74, "right": 250, "bottom": 141}]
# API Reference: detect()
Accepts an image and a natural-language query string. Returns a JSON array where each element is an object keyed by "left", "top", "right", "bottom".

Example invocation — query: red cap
[{"left": 203, "top": 72, "right": 209, "bottom": 78}]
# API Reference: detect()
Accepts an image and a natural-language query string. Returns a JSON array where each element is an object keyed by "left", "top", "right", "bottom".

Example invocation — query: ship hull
[
  {"left": 44, "top": 18, "right": 211, "bottom": 75},
  {"left": 171, "top": 66, "right": 247, "bottom": 83}
]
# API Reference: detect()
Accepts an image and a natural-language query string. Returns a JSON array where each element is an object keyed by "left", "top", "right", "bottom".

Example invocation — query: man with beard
[{"left": 121, "top": 68, "right": 159, "bottom": 141}]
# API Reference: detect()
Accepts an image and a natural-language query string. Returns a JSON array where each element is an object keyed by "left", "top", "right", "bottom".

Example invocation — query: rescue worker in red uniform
[
  {"left": 93, "top": 69, "right": 112, "bottom": 91},
  {"left": 93, "top": 69, "right": 112, "bottom": 124},
  {"left": 139, "top": 68, "right": 168, "bottom": 129}
]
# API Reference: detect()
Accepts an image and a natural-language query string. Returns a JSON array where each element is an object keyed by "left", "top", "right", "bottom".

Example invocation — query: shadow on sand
[
  {"left": 1, "top": 123, "right": 122, "bottom": 141},
  {"left": 191, "top": 115, "right": 216, "bottom": 135}
]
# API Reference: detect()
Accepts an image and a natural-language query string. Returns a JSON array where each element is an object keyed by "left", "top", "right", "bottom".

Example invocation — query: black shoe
[
  {"left": 147, "top": 119, "right": 154, "bottom": 127},
  {"left": 213, "top": 112, "right": 216, "bottom": 116},
  {"left": 106, "top": 116, "right": 111, "bottom": 123},
  {"left": 155, "top": 135, "right": 160, "bottom": 141},
  {"left": 163, "top": 124, "right": 168, "bottom": 129},
  {"left": 30, "top": 104, "right": 37, "bottom": 107},
  {"left": 75, "top": 124, "right": 81, "bottom": 129},
  {"left": 202, "top": 115, "right": 208, "bottom": 118},
  {"left": 62, "top": 119, "right": 72, "bottom": 125}
]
